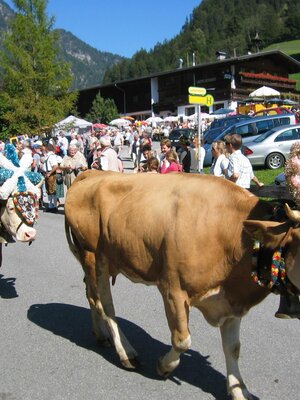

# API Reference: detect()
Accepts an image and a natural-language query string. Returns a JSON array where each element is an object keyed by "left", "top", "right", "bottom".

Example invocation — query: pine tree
[
  {"left": 0, "top": 0, "right": 77, "bottom": 137},
  {"left": 85, "top": 93, "right": 119, "bottom": 124}
]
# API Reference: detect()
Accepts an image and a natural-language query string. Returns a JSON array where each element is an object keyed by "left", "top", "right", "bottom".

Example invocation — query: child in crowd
[
  {"left": 161, "top": 149, "right": 182, "bottom": 173},
  {"left": 146, "top": 156, "right": 160, "bottom": 173}
]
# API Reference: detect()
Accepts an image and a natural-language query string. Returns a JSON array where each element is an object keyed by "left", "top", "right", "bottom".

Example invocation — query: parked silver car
[
  {"left": 203, "top": 114, "right": 296, "bottom": 166},
  {"left": 244, "top": 124, "right": 300, "bottom": 169}
]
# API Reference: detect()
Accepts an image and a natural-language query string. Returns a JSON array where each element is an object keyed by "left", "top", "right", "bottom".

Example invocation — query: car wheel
[{"left": 266, "top": 153, "right": 285, "bottom": 169}]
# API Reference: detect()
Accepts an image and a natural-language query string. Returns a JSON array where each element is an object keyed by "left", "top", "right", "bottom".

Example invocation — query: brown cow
[{"left": 65, "top": 170, "right": 300, "bottom": 400}]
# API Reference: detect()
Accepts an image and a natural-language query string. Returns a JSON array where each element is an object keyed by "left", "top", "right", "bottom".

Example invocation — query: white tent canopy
[
  {"left": 187, "top": 113, "right": 215, "bottom": 121},
  {"left": 54, "top": 115, "right": 92, "bottom": 133},
  {"left": 146, "top": 116, "right": 163, "bottom": 124},
  {"left": 249, "top": 86, "right": 280, "bottom": 98},
  {"left": 164, "top": 116, "right": 178, "bottom": 122},
  {"left": 109, "top": 118, "right": 132, "bottom": 127}
]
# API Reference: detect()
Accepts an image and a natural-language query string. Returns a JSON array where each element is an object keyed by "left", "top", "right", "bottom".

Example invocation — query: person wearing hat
[{"left": 91, "top": 136, "right": 120, "bottom": 172}]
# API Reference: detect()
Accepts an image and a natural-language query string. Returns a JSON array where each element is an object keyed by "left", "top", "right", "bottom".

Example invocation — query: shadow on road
[
  {"left": 0, "top": 273, "right": 18, "bottom": 298},
  {"left": 27, "top": 302, "right": 236, "bottom": 400}
]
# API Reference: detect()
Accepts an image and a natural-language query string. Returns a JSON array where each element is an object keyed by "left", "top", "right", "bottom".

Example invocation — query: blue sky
[{"left": 5, "top": 0, "right": 201, "bottom": 57}]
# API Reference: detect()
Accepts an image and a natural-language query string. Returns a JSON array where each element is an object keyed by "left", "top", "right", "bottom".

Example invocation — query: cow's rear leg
[
  {"left": 220, "top": 317, "right": 253, "bottom": 400},
  {"left": 82, "top": 252, "right": 112, "bottom": 347},
  {"left": 96, "top": 265, "right": 139, "bottom": 369},
  {"left": 90, "top": 304, "right": 112, "bottom": 347},
  {"left": 157, "top": 288, "right": 191, "bottom": 377}
]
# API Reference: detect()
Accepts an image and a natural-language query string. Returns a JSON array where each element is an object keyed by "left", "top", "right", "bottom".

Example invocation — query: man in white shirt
[
  {"left": 113, "top": 129, "right": 124, "bottom": 153},
  {"left": 224, "top": 134, "right": 263, "bottom": 189},
  {"left": 57, "top": 131, "right": 69, "bottom": 156},
  {"left": 20, "top": 140, "right": 33, "bottom": 171}
]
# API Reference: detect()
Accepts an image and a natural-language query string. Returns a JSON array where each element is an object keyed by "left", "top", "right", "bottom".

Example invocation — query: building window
[{"left": 185, "top": 107, "right": 195, "bottom": 116}]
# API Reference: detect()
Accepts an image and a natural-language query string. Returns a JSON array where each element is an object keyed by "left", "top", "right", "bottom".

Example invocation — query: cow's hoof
[
  {"left": 241, "top": 389, "right": 253, "bottom": 400},
  {"left": 121, "top": 356, "right": 140, "bottom": 370},
  {"left": 231, "top": 394, "right": 253, "bottom": 400},
  {"left": 156, "top": 365, "right": 171, "bottom": 379},
  {"left": 156, "top": 357, "right": 175, "bottom": 378},
  {"left": 229, "top": 386, "right": 253, "bottom": 400}
]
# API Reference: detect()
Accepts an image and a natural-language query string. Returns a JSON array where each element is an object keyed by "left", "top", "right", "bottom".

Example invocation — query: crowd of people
[{"left": 7, "top": 121, "right": 263, "bottom": 213}]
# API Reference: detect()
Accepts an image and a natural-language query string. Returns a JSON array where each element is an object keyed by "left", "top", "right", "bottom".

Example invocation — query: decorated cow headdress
[{"left": 0, "top": 144, "right": 44, "bottom": 226}]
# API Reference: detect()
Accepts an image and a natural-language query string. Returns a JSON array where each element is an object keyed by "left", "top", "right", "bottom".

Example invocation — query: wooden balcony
[{"left": 240, "top": 77, "right": 296, "bottom": 91}]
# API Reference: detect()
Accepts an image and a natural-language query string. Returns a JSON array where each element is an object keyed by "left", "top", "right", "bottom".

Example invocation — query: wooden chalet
[{"left": 77, "top": 50, "right": 300, "bottom": 119}]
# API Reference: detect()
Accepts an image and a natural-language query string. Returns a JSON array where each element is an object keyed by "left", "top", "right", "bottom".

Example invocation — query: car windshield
[
  {"left": 170, "top": 132, "right": 181, "bottom": 139},
  {"left": 170, "top": 129, "right": 193, "bottom": 139},
  {"left": 210, "top": 120, "right": 222, "bottom": 129},
  {"left": 205, "top": 130, "right": 222, "bottom": 144},
  {"left": 253, "top": 128, "right": 279, "bottom": 142}
]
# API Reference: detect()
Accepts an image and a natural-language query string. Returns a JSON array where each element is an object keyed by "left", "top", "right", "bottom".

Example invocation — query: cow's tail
[{"left": 64, "top": 219, "right": 82, "bottom": 264}]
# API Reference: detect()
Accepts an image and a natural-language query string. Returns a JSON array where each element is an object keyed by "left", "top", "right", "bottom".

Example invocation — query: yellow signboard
[
  {"left": 189, "top": 94, "right": 214, "bottom": 106},
  {"left": 188, "top": 86, "right": 206, "bottom": 96}
]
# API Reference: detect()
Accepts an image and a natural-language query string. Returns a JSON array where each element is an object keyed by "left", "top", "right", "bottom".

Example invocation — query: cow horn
[{"left": 284, "top": 203, "right": 300, "bottom": 222}]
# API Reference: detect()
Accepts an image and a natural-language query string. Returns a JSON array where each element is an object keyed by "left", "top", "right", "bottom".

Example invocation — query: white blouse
[{"left": 210, "top": 154, "right": 229, "bottom": 177}]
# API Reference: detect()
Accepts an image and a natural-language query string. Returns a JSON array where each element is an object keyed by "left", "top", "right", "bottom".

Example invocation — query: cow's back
[{"left": 65, "top": 171, "right": 270, "bottom": 291}]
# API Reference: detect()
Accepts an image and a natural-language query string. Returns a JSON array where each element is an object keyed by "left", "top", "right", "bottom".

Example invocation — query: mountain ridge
[
  {"left": 0, "top": 0, "right": 126, "bottom": 89},
  {"left": 0, "top": 1, "right": 299, "bottom": 90},
  {"left": 56, "top": 28, "right": 125, "bottom": 89}
]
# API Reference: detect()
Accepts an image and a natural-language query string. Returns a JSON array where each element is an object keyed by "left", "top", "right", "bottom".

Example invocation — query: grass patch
[
  {"left": 203, "top": 166, "right": 284, "bottom": 185},
  {"left": 290, "top": 72, "right": 300, "bottom": 90},
  {"left": 264, "top": 39, "right": 300, "bottom": 55},
  {"left": 252, "top": 167, "right": 284, "bottom": 185}
]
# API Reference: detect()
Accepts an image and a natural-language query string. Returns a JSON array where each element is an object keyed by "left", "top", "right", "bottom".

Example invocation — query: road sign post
[
  {"left": 188, "top": 87, "right": 214, "bottom": 173},
  {"left": 197, "top": 105, "right": 202, "bottom": 173}
]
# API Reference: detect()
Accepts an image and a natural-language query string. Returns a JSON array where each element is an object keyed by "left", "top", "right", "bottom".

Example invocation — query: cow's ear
[{"left": 244, "top": 220, "right": 288, "bottom": 248}]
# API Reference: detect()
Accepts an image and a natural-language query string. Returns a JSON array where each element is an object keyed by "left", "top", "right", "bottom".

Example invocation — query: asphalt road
[
  {"left": 120, "top": 139, "right": 161, "bottom": 173},
  {"left": 0, "top": 149, "right": 299, "bottom": 400}
]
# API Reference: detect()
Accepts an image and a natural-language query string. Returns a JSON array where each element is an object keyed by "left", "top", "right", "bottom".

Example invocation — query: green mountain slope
[
  {"left": 264, "top": 39, "right": 300, "bottom": 89},
  {"left": 264, "top": 39, "right": 300, "bottom": 57},
  {"left": 103, "top": 0, "right": 300, "bottom": 84}
]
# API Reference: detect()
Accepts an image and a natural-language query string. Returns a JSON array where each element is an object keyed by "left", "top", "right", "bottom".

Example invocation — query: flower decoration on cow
[
  {"left": 0, "top": 144, "right": 43, "bottom": 227},
  {"left": 285, "top": 142, "right": 300, "bottom": 208}
]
